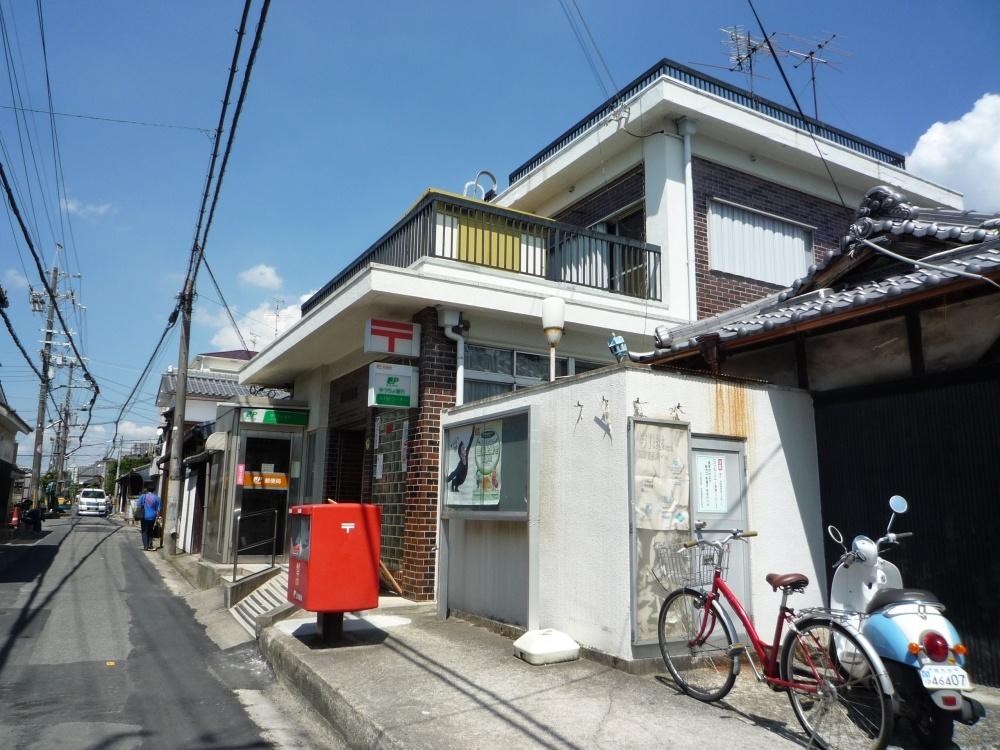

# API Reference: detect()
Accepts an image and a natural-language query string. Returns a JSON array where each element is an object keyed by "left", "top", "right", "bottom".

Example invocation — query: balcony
[{"left": 301, "top": 191, "right": 661, "bottom": 315}]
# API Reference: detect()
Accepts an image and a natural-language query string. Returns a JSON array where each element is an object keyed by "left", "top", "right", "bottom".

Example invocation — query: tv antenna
[
  {"left": 720, "top": 25, "right": 784, "bottom": 97},
  {"left": 270, "top": 297, "right": 286, "bottom": 336},
  {"left": 788, "top": 33, "right": 845, "bottom": 120}
]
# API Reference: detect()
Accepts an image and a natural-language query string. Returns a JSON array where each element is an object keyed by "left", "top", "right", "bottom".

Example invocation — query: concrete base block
[{"left": 513, "top": 628, "right": 580, "bottom": 665}]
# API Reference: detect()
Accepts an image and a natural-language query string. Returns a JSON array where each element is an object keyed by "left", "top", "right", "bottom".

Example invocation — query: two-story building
[{"left": 238, "top": 57, "right": 961, "bottom": 603}]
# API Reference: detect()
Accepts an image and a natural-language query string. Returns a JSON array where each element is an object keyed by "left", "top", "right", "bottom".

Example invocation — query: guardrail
[{"left": 232, "top": 507, "right": 279, "bottom": 583}]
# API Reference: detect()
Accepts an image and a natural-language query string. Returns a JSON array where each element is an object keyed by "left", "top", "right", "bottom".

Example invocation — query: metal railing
[
  {"left": 508, "top": 57, "right": 905, "bottom": 185},
  {"left": 232, "top": 507, "right": 278, "bottom": 582},
  {"left": 301, "top": 191, "right": 661, "bottom": 315}
]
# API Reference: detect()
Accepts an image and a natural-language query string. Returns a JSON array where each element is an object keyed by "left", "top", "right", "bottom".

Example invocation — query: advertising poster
[
  {"left": 630, "top": 420, "right": 691, "bottom": 645},
  {"left": 445, "top": 420, "right": 502, "bottom": 506}
]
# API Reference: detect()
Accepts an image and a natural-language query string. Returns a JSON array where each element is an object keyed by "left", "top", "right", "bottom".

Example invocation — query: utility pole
[
  {"left": 30, "top": 262, "right": 59, "bottom": 509},
  {"left": 54, "top": 362, "right": 75, "bottom": 502},
  {"left": 112, "top": 435, "right": 124, "bottom": 513},
  {"left": 165, "top": 276, "right": 194, "bottom": 554}
]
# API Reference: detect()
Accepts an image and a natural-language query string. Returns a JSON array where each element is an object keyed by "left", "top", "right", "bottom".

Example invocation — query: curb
[{"left": 258, "top": 626, "right": 408, "bottom": 750}]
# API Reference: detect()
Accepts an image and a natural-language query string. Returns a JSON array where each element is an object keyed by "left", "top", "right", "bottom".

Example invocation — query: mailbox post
[{"left": 287, "top": 503, "right": 382, "bottom": 642}]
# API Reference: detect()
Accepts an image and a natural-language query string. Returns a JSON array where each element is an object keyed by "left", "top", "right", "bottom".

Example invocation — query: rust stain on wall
[{"left": 713, "top": 381, "right": 753, "bottom": 439}]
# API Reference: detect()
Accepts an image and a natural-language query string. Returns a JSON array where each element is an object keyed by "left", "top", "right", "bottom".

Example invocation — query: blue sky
[{"left": 2, "top": 0, "right": 998, "bottom": 468}]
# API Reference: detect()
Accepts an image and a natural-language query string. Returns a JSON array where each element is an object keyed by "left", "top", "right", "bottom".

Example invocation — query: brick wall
[
  {"left": 692, "top": 158, "right": 852, "bottom": 318},
  {"left": 399, "top": 307, "right": 456, "bottom": 600},
  {"left": 370, "top": 409, "right": 409, "bottom": 575},
  {"left": 554, "top": 164, "right": 644, "bottom": 228}
]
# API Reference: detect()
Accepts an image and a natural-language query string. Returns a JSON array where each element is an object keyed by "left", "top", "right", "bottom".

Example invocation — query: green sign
[{"left": 241, "top": 408, "right": 308, "bottom": 426}]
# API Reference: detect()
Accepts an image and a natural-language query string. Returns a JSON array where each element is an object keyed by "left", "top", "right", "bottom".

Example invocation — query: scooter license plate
[{"left": 919, "top": 665, "right": 969, "bottom": 690}]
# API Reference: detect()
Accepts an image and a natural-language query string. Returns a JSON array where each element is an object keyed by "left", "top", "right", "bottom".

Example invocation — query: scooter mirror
[
  {"left": 827, "top": 524, "right": 844, "bottom": 547},
  {"left": 889, "top": 495, "right": 908, "bottom": 514}
]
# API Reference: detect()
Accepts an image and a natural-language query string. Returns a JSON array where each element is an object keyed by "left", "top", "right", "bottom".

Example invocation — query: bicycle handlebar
[{"left": 683, "top": 528, "right": 757, "bottom": 549}]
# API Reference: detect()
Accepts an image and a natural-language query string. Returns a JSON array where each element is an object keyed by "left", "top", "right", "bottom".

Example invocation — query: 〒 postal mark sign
[{"left": 365, "top": 318, "right": 421, "bottom": 357}]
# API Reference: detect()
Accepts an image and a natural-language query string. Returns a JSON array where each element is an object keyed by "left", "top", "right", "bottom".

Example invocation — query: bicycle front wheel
[
  {"left": 658, "top": 587, "right": 737, "bottom": 702},
  {"left": 780, "top": 617, "right": 893, "bottom": 750}
]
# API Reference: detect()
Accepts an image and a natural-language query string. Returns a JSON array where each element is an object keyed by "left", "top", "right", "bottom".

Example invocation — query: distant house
[{"left": 0, "top": 381, "right": 31, "bottom": 522}]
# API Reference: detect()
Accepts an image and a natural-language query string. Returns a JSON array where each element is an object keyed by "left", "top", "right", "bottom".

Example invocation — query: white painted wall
[{"left": 440, "top": 365, "right": 825, "bottom": 663}]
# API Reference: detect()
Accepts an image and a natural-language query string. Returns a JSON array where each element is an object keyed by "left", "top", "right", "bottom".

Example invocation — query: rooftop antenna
[
  {"left": 270, "top": 297, "right": 285, "bottom": 336},
  {"left": 720, "top": 25, "right": 784, "bottom": 97},
  {"left": 788, "top": 33, "right": 844, "bottom": 120}
]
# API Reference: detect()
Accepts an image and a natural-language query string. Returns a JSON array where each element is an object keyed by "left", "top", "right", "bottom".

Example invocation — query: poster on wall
[
  {"left": 630, "top": 419, "right": 691, "bottom": 645},
  {"left": 696, "top": 454, "right": 728, "bottom": 513},
  {"left": 444, "top": 420, "right": 502, "bottom": 506},
  {"left": 633, "top": 421, "right": 690, "bottom": 531}
]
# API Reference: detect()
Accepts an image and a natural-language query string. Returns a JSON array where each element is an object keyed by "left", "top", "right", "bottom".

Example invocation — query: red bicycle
[{"left": 655, "top": 525, "right": 894, "bottom": 750}]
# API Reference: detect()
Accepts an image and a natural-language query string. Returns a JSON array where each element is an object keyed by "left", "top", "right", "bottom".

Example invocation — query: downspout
[
  {"left": 437, "top": 309, "right": 464, "bottom": 622},
  {"left": 677, "top": 117, "right": 698, "bottom": 322},
  {"left": 440, "top": 310, "right": 464, "bottom": 406}
]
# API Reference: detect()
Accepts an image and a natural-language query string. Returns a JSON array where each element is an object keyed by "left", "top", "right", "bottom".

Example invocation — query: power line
[
  {"left": 747, "top": 0, "right": 847, "bottom": 210},
  {"left": 201, "top": 253, "right": 248, "bottom": 350},
  {"left": 0, "top": 104, "right": 214, "bottom": 136},
  {"left": 0, "top": 152, "right": 100, "bottom": 442}
]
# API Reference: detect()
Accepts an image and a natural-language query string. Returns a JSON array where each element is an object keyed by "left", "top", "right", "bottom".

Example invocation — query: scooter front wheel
[{"left": 781, "top": 617, "right": 893, "bottom": 750}]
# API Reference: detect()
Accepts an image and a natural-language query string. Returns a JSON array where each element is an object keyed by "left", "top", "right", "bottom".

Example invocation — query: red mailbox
[{"left": 287, "top": 503, "right": 381, "bottom": 612}]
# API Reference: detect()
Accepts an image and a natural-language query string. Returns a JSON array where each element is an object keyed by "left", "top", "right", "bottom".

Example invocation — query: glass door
[{"left": 235, "top": 433, "right": 292, "bottom": 557}]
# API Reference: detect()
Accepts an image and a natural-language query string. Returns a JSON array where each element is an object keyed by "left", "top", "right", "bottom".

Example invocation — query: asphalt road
[{"left": 0, "top": 513, "right": 344, "bottom": 750}]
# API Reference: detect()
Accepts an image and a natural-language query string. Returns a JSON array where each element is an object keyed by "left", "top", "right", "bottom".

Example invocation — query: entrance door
[
  {"left": 328, "top": 429, "right": 364, "bottom": 501},
  {"left": 236, "top": 435, "right": 292, "bottom": 557},
  {"left": 691, "top": 436, "right": 751, "bottom": 628}
]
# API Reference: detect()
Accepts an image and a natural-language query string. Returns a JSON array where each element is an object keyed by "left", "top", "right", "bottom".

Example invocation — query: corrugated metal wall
[{"left": 815, "top": 374, "right": 1000, "bottom": 687}]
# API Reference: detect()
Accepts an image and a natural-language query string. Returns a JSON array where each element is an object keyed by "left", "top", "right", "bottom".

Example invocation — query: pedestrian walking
[{"left": 138, "top": 490, "right": 161, "bottom": 550}]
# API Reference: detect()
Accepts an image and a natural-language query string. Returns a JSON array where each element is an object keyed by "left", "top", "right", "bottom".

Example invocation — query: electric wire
[
  {"left": 201, "top": 253, "right": 249, "bottom": 351},
  {"left": 555, "top": 0, "right": 613, "bottom": 100},
  {"left": 192, "top": 0, "right": 271, "bottom": 284},
  {"left": 0, "top": 2, "right": 58, "bottom": 255},
  {"left": 183, "top": 0, "right": 253, "bottom": 290},
  {"left": 0, "top": 152, "right": 99, "bottom": 444},
  {"left": 0, "top": 302, "right": 43, "bottom": 381},
  {"left": 0, "top": 104, "right": 213, "bottom": 136},
  {"left": 747, "top": 0, "right": 847, "bottom": 210}
]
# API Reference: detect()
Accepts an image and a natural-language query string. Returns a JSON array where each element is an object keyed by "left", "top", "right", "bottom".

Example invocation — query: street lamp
[{"left": 541, "top": 297, "right": 565, "bottom": 382}]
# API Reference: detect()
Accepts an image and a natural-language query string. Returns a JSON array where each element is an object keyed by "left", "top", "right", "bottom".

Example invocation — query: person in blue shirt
[{"left": 139, "top": 490, "right": 161, "bottom": 551}]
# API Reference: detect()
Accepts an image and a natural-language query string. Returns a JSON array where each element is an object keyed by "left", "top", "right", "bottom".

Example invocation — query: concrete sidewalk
[{"left": 257, "top": 602, "right": 1000, "bottom": 750}]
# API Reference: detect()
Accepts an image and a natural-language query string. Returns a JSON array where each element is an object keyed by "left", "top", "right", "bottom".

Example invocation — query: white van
[{"left": 77, "top": 488, "right": 109, "bottom": 517}]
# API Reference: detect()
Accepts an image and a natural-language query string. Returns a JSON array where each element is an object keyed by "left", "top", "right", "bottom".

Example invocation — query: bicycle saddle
[{"left": 765, "top": 573, "right": 809, "bottom": 592}]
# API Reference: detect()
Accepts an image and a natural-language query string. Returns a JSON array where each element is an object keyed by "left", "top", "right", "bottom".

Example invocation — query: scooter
[{"left": 828, "top": 495, "right": 985, "bottom": 748}]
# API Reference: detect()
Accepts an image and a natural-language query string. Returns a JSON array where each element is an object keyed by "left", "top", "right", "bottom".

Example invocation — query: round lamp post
[{"left": 541, "top": 297, "right": 565, "bottom": 382}]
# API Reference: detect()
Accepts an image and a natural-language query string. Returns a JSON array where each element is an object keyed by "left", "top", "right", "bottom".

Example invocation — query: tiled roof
[
  {"left": 650, "top": 187, "right": 1000, "bottom": 357},
  {"left": 158, "top": 370, "right": 289, "bottom": 404}
]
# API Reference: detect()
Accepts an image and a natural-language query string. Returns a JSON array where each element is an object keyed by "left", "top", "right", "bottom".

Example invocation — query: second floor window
[{"left": 709, "top": 199, "right": 812, "bottom": 286}]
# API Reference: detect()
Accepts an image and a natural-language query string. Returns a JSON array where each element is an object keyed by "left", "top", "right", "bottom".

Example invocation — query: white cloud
[
  {"left": 61, "top": 197, "right": 113, "bottom": 219},
  {"left": 238, "top": 264, "right": 283, "bottom": 290},
  {"left": 908, "top": 93, "right": 1000, "bottom": 211},
  {"left": 4, "top": 268, "right": 28, "bottom": 288},
  {"left": 119, "top": 420, "right": 158, "bottom": 441},
  {"left": 204, "top": 291, "right": 316, "bottom": 351}
]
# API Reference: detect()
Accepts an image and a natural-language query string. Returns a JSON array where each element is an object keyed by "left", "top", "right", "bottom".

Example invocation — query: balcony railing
[
  {"left": 508, "top": 57, "right": 905, "bottom": 185},
  {"left": 301, "top": 192, "right": 661, "bottom": 315}
]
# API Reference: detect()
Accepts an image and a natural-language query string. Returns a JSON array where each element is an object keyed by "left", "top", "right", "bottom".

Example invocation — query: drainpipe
[
  {"left": 677, "top": 117, "right": 698, "bottom": 322},
  {"left": 440, "top": 309, "right": 464, "bottom": 406}
]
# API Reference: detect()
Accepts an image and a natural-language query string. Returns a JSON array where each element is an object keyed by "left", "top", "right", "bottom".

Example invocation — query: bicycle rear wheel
[
  {"left": 780, "top": 617, "right": 893, "bottom": 750},
  {"left": 658, "top": 587, "right": 737, "bottom": 701}
]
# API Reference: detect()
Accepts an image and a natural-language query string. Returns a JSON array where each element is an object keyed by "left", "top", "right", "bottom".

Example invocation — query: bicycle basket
[{"left": 652, "top": 542, "right": 730, "bottom": 590}]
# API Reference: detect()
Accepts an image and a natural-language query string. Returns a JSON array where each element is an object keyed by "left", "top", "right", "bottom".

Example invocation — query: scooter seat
[
  {"left": 765, "top": 573, "right": 809, "bottom": 592},
  {"left": 866, "top": 588, "right": 940, "bottom": 614}
]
